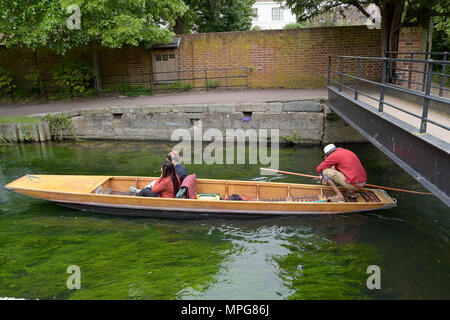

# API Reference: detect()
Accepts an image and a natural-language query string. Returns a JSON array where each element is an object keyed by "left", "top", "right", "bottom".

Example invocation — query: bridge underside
[{"left": 327, "top": 87, "right": 450, "bottom": 207}]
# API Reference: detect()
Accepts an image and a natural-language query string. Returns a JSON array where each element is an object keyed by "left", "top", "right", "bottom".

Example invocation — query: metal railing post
[
  {"left": 439, "top": 52, "right": 447, "bottom": 97},
  {"left": 148, "top": 72, "right": 153, "bottom": 92},
  {"left": 69, "top": 78, "right": 73, "bottom": 100},
  {"left": 205, "top": 69, "right": 208, "bottom": 91},
  {"left": 339, "top": 56, "right": 343, "bottom": 92},
  {"left": 355, "top": 57, "right": 360, "bottom": 100},
  {"left": 408, "top": 53, "right": 414, "bottom": 89},
  {"left": 386, "top": 52, "right": 391, "bottom": 83},
  {"left": 121, "top": 74, "right": 125, "bottom": 94},
  {"left": 226, "top": 68, "right": 229, "bottom": 88},
  {"left": 420, "top": 60, "right": 434, "bottom": 133},
  {"left": 94, "top": 75, "right": 99, "bottom": 97},
  {"left": 422, "top": 53, "right": 429, "bottom": 92},
  {"left": 246, "top": 67, "right": 249, "bottom": 89},
  {"left": 379, "top": 58, "right": 387, "bottom": 112},
  {"left": 43, "top": 80, "right": 49, "bottom": 102},
  {"left": 327, "top": 56, "right": 331, "bottom": 86},
  {"left": 10, "top": 83, "right": 15, "bottom": 104},
  {"left": 37, "top": 80, "right": 41, "bottom": 103}
]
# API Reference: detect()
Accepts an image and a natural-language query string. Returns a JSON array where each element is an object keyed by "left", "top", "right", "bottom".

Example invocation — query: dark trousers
[{"left": 136, "top": 187, "right": 160, "bottom": 197}]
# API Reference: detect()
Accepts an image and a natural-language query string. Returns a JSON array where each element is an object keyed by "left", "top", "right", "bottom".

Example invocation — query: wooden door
[{"left": 152, "top": 50, "right": 177, "bottom": 83}]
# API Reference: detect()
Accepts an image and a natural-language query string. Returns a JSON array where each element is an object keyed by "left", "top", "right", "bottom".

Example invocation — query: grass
[
  {"left": 0, "top": 116, "right": 42, "bottom": 124},
  {"left": 157, "top": 81, "right": 192, "bottom": 92},
  {"left": 102, "top": 84, "right": 152, "bottom": 97}
]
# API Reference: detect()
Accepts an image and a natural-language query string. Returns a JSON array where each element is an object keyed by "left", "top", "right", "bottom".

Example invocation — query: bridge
[{"left": 326, "top": 52, "right": 450, "bottom": 207}]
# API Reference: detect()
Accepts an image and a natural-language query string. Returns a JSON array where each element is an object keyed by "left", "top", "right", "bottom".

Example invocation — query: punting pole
[{"left": 260, "top": 168, "right": 434, "bottom": 196}]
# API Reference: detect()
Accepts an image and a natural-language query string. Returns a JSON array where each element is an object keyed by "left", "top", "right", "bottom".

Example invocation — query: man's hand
[{"left": 320, "top": 175, "right": 328, "bottom": 185}]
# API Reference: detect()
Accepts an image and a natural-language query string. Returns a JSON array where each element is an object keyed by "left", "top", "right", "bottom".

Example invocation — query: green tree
[
  {"left": 174, "top": 0, "right": 256, "bottom": 34},
  {"left": 0, "top": 0, "right": 188, "bottom": 89},
  {"left": 281, "top": 0, "right": 450, "bottom": 56},
  {"left": 432, "top": 3, "right": 450, "bottom": 51}
]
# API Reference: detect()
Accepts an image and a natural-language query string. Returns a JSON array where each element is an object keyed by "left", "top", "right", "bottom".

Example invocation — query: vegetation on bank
[
  {"left": 0, "top": 59, "right": 200, "bottom": 104},
  {"left": 281, "top": 132, "right": 302, "bottom": 146},
  {"left": 42, "top": 113, "right": 77, "bottom": 141}
]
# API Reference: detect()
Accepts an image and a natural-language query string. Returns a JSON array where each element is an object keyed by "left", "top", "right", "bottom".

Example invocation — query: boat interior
[{"left": 92, "top": 177, "right": 383, "bottom": 203}]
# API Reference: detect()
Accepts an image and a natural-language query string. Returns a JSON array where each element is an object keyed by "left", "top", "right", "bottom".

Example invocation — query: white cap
[{"left": 323, "top": 144, "right": 336, "bottom": 155}]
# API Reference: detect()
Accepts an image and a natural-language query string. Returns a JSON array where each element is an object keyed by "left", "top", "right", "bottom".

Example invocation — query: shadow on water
[{"left": 0, "top": 141, "right": 449, "bottom": 299}]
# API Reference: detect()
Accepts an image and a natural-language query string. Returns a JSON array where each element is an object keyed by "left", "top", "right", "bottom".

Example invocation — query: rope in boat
[{"left": 26, "top": 174, "right": 42, "bottom": 183}]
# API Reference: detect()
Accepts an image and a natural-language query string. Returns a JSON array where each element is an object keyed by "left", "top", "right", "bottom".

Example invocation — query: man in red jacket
[{"left": 316, "top": 144, "right": 367, "bottom": 202}]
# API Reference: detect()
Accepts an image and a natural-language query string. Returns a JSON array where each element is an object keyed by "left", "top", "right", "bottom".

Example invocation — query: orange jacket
[{"left": 152, "top": 176, "right": 180, "bottom": 198}]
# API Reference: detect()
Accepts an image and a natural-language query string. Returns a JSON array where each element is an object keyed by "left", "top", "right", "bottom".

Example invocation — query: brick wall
[
  {"left": 392, "top": 27, "right": 428, "bottom": 91},
  {"left": 0, "top": 26, "right": 425, "bottom": 90},
  {"left": 178, "top": 26, "right": 382, "bottom": 88}
]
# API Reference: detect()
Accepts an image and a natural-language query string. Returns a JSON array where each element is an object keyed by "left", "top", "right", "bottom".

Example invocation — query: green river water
[{"left": 0, "top": 141, "right": 449, "bottom": 300}]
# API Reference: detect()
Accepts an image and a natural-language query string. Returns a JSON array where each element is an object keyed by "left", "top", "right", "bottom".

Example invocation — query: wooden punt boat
[{"left": 4, "top": 175, "right": 397, "bottom": 218}]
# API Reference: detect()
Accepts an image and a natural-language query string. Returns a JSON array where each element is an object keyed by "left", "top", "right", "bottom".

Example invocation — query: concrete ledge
[
  {"left": 171, "top": 105, "right": 209, "bottom": 113},
  {"left": 283, "top": 100, "right": 322, "bottom": 112},
  {"left": 207, "top": 104, "right": 236, "bottom": 113},
  {"left": 236, "top": 102, "right": 268, "bottom": 112},
  {"left": 0, "top": 122, "right": 51, "bottom": 143},
  {"left": 62, "top": 99, "right": 363, "bottom": 145}
]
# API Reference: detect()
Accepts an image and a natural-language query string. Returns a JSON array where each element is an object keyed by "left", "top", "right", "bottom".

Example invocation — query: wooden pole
[{"left": 260, "top": 168, "right": 434, "bottom": 196}]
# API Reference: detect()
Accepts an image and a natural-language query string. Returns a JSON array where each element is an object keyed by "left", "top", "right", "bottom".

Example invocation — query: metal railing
[
  {"left": 328, "top": 55, "right": 450, "bottom": 134},
  {"left": 386, "top": 51, "right": 449, "bottom": 97},
  {"left": 2, "top": 67, "right": 249, "bottom": 104}
]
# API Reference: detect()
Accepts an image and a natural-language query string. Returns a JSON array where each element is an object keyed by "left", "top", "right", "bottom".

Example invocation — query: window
[
  {"left": 272, "top": 7, "right": 283, "bottom": 21},
  {"left": 156, "top": 55, "right": 162, "bottom": 61},
  {"left": 162, "top": 54, "right": 168, "bottom": 61}
]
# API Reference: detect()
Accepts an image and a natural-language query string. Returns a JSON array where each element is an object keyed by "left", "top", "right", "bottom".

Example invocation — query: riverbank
[
  {"left": 0, "top": 89, "right": 367, "bottom": 145},
  {"left": 64, "top": 99, "right": 366, "bottom": 144}
]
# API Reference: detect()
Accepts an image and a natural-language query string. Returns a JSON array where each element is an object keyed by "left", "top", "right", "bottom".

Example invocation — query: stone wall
[
  {"left": 61, "top": 100, "right": 366, "bottom": 145},
  {"left": 0, "top": 122, "right": 51, "bottom": 142}
]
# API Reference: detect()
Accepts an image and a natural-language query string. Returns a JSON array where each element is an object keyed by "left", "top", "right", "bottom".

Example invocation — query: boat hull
[
  {"left": 4, "top": 175, "right": 397, "bottom": 218},
  {"left": 54, "top": 199, "right": 395, "bottom": 219}
]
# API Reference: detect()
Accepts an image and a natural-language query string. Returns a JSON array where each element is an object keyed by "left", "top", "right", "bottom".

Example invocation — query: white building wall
[{"left": 252, "top": 1, "right": 297, "bottom": 30}]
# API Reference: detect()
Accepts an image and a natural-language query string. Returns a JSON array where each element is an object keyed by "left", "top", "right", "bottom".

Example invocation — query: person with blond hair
[{"left": 167, "top": 150, "right": 187, "bottom": 183}]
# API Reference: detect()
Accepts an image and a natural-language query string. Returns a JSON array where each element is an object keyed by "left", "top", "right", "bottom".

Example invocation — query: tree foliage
[
  {"left": 432, "top": 1, "right": 450, "bottom": 51},
  {"left": 281, "top": 0, "right": 450, "bottom": 55},
  {"left": 0, "top": 0, "right": 188, "bottom": 53},
  {"left": 174, "top": 0, "right": 256, "bottom": 34}
]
